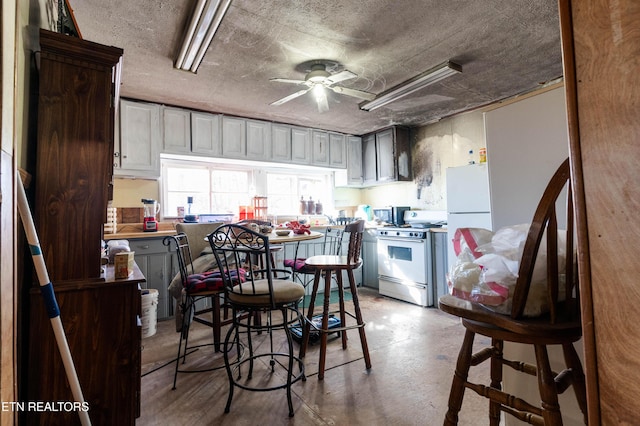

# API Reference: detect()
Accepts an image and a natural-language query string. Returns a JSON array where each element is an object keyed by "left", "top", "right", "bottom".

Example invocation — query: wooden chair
[
  {"left": 439, "top": 158, "right": 587, "bottom": 425},
  {"left": 207, "top": 224, "right": 306, "bottom": 417},
  {"left": 284, "top": 226, "right": 345, "bottom": 288},
  {"left": 163, "top": 232, "right": 230, "bottom": 390},
  {"left": 299, "top": 219, "right": 372, "bottom": 380}
]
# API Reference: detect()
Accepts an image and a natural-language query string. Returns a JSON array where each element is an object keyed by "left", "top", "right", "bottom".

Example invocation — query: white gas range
[{"left": 376, "top": 210, "right": 447, "bottom": 307}]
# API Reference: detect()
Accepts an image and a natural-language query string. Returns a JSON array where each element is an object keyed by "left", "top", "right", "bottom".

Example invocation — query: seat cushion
[
  {"left": 228, "top": 279, "right": 305, "bottom": 307},
  {"left": 283, "top": 258, "right": 315, "bottom": 274},
  {"left": 186, "top": 268, "right": 246, "bottom": 293}
]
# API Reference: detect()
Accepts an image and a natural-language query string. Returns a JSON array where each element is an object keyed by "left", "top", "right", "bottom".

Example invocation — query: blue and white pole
[{"left": 17, "top": 176, "right": 91, "bottom": 426}]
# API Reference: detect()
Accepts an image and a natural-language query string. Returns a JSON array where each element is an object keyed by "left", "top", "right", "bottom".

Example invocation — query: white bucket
[{"left": 141, "top": 289, "right": 158, "bottom": 338}]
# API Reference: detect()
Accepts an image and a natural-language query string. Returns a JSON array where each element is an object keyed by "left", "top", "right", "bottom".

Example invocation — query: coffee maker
[{"left": 142, "top": 198, "right": 160, "bottom": 232}]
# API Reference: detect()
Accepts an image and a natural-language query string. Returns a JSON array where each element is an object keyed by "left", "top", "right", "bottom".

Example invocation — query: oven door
[{"left": 377, "top": 236, "right": 428, "bottom": 283}]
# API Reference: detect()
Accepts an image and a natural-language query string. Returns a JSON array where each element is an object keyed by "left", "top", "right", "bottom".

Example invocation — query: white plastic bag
[{"left": 448, "top": 224, "right": 568, "bottom": 317}]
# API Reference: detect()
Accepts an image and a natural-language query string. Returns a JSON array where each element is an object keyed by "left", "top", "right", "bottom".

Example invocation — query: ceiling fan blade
[
  {"left": 270, "top": 87, "right": 312, "bottom": 106},
  {"left": 316, "top": 90, "right": 329, "bottom": 113},
  {"left": 329, "top": 85, "right": 376, "bottom": 101},
  {"left": 270, "top": 78, "right": 307, "bottom": 85},
  {"left": 325, "top": 70, "right": 357, "bottom": 85}
]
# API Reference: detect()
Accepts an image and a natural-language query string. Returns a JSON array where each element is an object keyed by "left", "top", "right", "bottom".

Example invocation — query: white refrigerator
[{"left": 446, "top": 163, "right": 492, "bottom": 272}]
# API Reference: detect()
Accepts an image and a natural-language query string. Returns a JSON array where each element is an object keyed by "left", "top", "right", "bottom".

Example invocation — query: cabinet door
[
  {"left": 291, "top": 126, "right": 312, "bottom": 164},
  {"left": 246, "top": 119, "right": 272, "bottom": 160},
  {"left": 128, "top": 238, "right": 175, "bottom": 320},
  {"left": 329, "top": 132, "right": 347, "bottom": 168},
  {"left": 162, "top": 107, "right": 191, "bottom": 154},
  {"left": 346, "top": 135, "right": 363, "bottom": 185},
  {"left": 312, "top": 130, "right": 330, "bottom": 165},
  {"left": 362, "top": 133, "right": 377, "bottom": 184},
  {"left": 191, "top": 112, "right": 222, "bottom": 156},
  {"left": 117, "top": 99, "right": 161, "bottom": 177},
  {"left": 272, "top": 124, "right": 292, "bottom": 162},
  {"left": 376, "top": 128, "right": 396, "bottom": 182},
  {"left": 222, "top": 116, "right": 246, "bottom": 158}
]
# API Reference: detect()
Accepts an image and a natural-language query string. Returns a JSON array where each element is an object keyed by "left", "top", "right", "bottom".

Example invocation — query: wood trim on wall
[
  {"left": 559, "top": 0, "right": 640, "bottom": 424},
  {"left": 557, "top": 0, "right": 599, "bottom": 422}
]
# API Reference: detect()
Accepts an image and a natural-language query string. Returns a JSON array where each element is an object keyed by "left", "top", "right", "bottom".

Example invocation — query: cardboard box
[{"left": 114, "top": 251, "right": 135, "bottom": 279}]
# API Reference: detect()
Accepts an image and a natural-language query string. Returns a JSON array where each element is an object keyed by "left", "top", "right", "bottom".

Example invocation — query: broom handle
[{"left": 16, "top": 177, "right": 91, "bottom": 426}]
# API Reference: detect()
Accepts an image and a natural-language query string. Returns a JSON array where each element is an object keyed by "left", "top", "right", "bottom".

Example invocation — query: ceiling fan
[{"left": 270, "top": 61, "right": 375, "bottom": 112}]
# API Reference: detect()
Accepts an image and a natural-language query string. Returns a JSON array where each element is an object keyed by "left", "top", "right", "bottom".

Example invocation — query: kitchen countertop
[{"left": 103, "top": 221, "right": 446, "bottom": 241}]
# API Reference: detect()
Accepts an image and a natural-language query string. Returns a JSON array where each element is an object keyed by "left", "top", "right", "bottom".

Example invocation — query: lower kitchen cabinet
[
  {"left": 431, "top": 231, "right": 449, "bottom": 302},
  {"left": 128, "top": 237, "right": 176, "bottom": 320},
  {"left": 26, "top": 265, "right": 145, "bottom": 425},
  {"left": 361, "top": 229, "right": 379, "bottom": 289}
]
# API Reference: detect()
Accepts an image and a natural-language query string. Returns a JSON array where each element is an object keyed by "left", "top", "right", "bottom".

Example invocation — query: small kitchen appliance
[
  {"left": 142, "top": 198, "right": 160, "bottom": 232},
  {"left": 373, "top": 206, "right": 410, "bottom": 226}
]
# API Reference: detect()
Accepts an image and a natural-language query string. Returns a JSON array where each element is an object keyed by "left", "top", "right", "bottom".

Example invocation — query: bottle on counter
[
  {"left": 315, "top": 200, "right": 323, "bottom": 215},
  {"left": 300, "top": 196, "right": 307, "bottom": 214},
  {"left": 307, "top": 197, "right": 315, "bottom": 216}
]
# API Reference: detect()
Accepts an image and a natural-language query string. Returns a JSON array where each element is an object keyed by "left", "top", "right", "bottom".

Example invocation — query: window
[
  {"left": 266, "top": 173, "right": 331, "bottom": 215},
  {"left": 161, "top": 158, "right": 333, "bottom": 219}
]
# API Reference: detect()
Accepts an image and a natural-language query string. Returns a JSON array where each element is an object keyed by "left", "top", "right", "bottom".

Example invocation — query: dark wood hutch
[{"left": 27, "top": 29, "right": 143, "bottom": 425}]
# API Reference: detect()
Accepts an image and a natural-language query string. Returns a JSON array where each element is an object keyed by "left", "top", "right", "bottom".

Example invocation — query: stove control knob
[{"left": 395, "top": 231, "right": 401, "bottom": 236}]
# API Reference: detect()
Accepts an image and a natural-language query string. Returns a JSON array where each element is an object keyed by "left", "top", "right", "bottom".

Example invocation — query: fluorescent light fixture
[
  {"left": 175, "top": 0, "right": 233, "bottom": 73},
  {"left": 359, "top": 61, "right": 462, "bottom": 111}
]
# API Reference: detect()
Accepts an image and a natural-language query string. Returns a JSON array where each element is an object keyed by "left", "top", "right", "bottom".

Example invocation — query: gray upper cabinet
[
  {"left": 346, "top": 135, "right": 363, "bottom": 185},
  {"left": 362, "top": 133, "right": 377, "bottom": 185},
  {"left": 271, "top": 123, "right": 292, "bottom": 162},
  {"left": 376, "top": 128, "right": 396, "bottom": 182},
  {"left": 312, "top": 130, "right": 330, "bottom": 165},
  {"left": 162, "top": 107, "right": 191, "bottom": 154},
  {"left": 222, "top": 116, "right": 246, "bottom": 158},
  {"left": 246, "top": 119, "right": 272, "bottom": 160},
  {"left": 119, "top": 99, "right": 353, "bottom": 169},
  {"left": 291, "top": 126, "right": 312, "bottom": 164},
  {"left": 329, "top": 132, "right": 347, "bottom": 169},
  {"left": 191, "top": 111, "right": 222, "bottom": 156},
  {"left": 363, "top": 126, "right": 412, "bottom": 184},
  {"left": 116, "top": 99, "right": 161, "bottom": 178}
]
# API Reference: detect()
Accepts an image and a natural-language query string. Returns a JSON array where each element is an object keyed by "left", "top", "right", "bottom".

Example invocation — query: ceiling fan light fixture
[
  {"left": 359, "top": 60, "right": 462, "bottom": 111},
  {"left": 175, "top": 0, "right": 233, "bottom": 73},
  {"left": 312, "top": 83, "right": 326, "bottom": 100}
]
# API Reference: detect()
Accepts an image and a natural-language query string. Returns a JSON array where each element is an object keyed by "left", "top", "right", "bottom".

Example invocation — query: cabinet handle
[
  {"left": 141, "top": 245, "right": 149, "bottom": 249},
  {"left": 114, "top": 152, "right": 120, "bottom": 157}
]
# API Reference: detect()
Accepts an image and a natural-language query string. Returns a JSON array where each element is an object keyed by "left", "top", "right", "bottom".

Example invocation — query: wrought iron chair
[
  {"left": 163, "top": 232, "right": 231, "bottom": 390},
  {"left": 439, "top": 158, "right": 587, "bottom": 425},
  {"left": 207, "top": 224, "right": 306, "bottom": 417}
]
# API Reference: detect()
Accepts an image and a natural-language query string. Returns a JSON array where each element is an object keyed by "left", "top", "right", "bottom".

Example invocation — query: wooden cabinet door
[
  {"left": 346, "top": 136, "right": 363, "bottom": 185},
  {"left": 362, "top": 133, "right": 377, "bottom": 184},
  {"left": 118, "top": 100, "right": 161, "bottom": 177},
  {"left": 246, "top": 119, "right": 272, "bottom": 160},
  {"left": 162, "top": 107, "right": 191, "bottom": 154},
  {"left": 35, "top": 29, "right": 122, "bottom": 281},
  {"left": 222, "top": 116, "right": 246, "bottom": 158},
  {"left": 291, "top": 126, "right": 312, "bottom": 164},
  {"left": 272, "top": 123, "right": 292, "bottom": 162},
  {"left": 312, "top": 130, "right": 330, "bottom": 165},
  {"left": 329, "top": 132, "right": 347, "bottom": 168},
  {"left": 376, "top": 128, "right": 396, "bottom": 182},
  {"left": 191, "top": 112, "right": 222, "bottom": 156}
]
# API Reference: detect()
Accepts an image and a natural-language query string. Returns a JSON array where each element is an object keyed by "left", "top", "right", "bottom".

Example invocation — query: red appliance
[{"left": 142, "top": 198, "right": 160, "bottom": 232}]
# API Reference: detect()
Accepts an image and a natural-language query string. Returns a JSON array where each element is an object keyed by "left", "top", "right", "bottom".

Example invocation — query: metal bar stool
[{"left": 299, "top": 219, "right": 372, "bottom": 379}]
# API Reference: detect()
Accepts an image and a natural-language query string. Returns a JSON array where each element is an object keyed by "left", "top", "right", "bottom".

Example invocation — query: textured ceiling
[{"left": 69, "top": 0, "right": 563, "bottom": 135}]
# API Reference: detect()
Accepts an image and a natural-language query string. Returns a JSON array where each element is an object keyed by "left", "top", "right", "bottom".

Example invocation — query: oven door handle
[{"left": 377, "top": 237, "right": 427, "bottom": 244}]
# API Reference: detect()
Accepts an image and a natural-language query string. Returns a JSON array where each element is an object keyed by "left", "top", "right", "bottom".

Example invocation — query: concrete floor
[{"left": 138, "top": 288, "right": 490, "bottom": 425}]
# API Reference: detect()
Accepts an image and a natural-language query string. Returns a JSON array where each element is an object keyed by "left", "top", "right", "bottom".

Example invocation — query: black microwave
[{"left": 373, "top": 206, "right": 410, "bottom": 226}]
